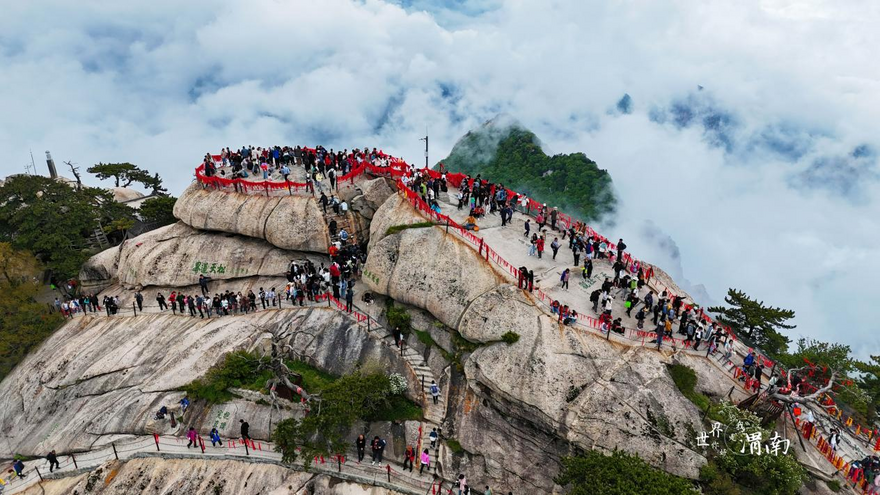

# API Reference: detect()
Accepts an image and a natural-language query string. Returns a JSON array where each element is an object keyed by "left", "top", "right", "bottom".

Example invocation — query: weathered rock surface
[
  {"left": 79, "top": 245, "right": 121, "bottom": 292},
  {"left": 366, "top": 194, "right": 425, "bottom": 246},
  {"left": 111, "top": 187, "right": 145, "bottom": 203},
  {"left": 458, "top": 296, "right": 706, "bottom": 481},
  {"left": 113, "top": 222, "right": 311, "bottom": 288},
  {"left": 174, "top": 183, "right": 330, "bottom": 253},
  {"left": 349, "top": 177, "right": 395, "bottom": 220},
  {"left": 365, "top": 192, "right": 707, "bottom": 485},
  {"left": 365, "top": 196, "right": 505, "bottom": 330},
  {"left": 18, "top": 457, "right": 315, "bottom": 495},
  {"left": 0, "top": 307, "right": 412, "bottom": 456},
  {"left": 20, "top": 457, "right": 409, "bottom": 495}
]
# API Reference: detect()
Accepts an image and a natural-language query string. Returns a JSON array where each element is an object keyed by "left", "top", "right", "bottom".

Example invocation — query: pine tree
[{"left": 708, "top": 288, "right": 795, "bottom": 356}]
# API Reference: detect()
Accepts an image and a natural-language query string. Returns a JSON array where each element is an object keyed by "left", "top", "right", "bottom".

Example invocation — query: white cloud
[{"left": 1, "top": 0, "right": 878, "bottom": 356}]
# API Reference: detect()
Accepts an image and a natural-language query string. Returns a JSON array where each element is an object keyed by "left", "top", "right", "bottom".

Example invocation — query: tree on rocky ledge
[
  {"left": 88, "top": 162, "right": 152, "bottom": 188},
  {"left": 708, "top": 288, "right": 794, "bottom": 356},
  {"left": 138, "top": 196, "right": 177, "bottom": 226},
  {"left": 0, "top": 175, "right": 135, "bottom": 283}
]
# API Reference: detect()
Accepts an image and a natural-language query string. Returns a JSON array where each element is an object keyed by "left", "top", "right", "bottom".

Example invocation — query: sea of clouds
[{"left": 1, "top": 0, "right": 878, "bottom": 356}]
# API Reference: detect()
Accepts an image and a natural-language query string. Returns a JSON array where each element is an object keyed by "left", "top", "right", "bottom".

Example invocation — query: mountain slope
[{"left": 439, "top": 118, "right": 617, "bottom": 221}]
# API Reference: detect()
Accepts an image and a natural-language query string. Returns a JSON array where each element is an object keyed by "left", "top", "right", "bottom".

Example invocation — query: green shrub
[
  {"left": 385, "top": 222, "right": 434, "bottom": 236},
  {"left": 667, "top": 364, "right": 712, "bottom": 412},
  {"left": 501, "top": 331, "right": 520, "bottom": 344},
  {"left": 413, "top": 329, "right": 436, "bottom": 347},
  {"left": 274, "top": 369, "right": 396, "bottom": 464},
  {"left": 446, "top": 438, "right": 465, "bottom": 455},
  {"left": 364, "top": 395, "right": 422, "bottom": 422},
  {"left": 184, "top": 351, "right": 274, "bottom": 403},
  {"left": 699, "top": 462, "right": 743, "bottom": 495},
  {"left": 555, "top": 451, "right": 698, "bottom": 494},
  {"left": 288, "top": 360, "right": 337, "bottom": 393},
  {"left": 385, "top": 301, "right": 412, "bottom": 334},
  {"left": 451, "top": 330, "right": 480, "bottom": 353},
  {"left": 826, "top": 479, "right": 841, "bottom": 492},
  {"left": 704, "top": 403, "right": 806, "bottom": 495}
]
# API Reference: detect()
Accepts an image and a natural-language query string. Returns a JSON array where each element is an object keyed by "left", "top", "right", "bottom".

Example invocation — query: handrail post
[
  {"left": 112, "top": 443, "right": 119, "bottom": 460},
  {"left": 35, "top": 466, "right": 43, "bottom": 481},
  {"left": 71, "top": 454, "right": 78, "bottom": 469}
]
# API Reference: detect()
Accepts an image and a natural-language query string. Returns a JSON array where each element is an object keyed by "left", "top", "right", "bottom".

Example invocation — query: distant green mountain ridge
[{"left": 438, "top": 118, "right": 616, "bottom": 222}]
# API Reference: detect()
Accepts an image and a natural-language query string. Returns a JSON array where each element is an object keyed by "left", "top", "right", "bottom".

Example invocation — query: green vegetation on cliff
[{"left": 439, "top": 120, "right": 616, "bottom": 221}]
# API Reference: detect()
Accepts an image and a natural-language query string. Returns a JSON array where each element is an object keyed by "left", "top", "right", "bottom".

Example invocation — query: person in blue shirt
[{"left": 210, "top": 428, "right": 223, "bottom": 447}]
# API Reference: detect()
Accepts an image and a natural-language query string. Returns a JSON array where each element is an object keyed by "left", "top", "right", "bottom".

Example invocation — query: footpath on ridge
[{"left": 1, "top": 432, "right": 453, "bottom": 495}]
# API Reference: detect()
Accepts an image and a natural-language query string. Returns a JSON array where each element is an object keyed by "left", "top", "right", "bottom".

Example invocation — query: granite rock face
[
  {"left": 364, "top": 192, "right": 708, "bottom": 487},
  {"left": 174, "top": 183, "right": 330, "bottom": 253},
  {"left": 0, "top": 307, "right": 409, "bottom": 457}
]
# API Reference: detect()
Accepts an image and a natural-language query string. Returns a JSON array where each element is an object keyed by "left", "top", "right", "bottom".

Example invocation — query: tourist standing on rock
[
  {"left": 135, "top": 291, "right": 143, "bottom": 312},
  {"left": 616, "top": 238, "right": 627, "bottom": 261},
  {"left": 551, "top": 237, "right": 560, "bottom": 260},
  {"left": 420, "top": 449, "right": 430, "bottom": 475},
  {"left": 560, "top": 269, "right": 570, "bottom": 290},
  {"left": 187, "top": 295, "right": 197, "bottom": 317},
  {"left": 370, "top": 436, "right": 386, "bottom": 465},
  {"left": 458, "top": 474, "right": 467, "bottom": 495},
  {"left": 186, "top": 427, "right": 198, "bottom": 448},
  {"left": 429, "top": 428, "right": 438, "bottom": 448},
  {"left": 345, "top": 287, "right": 354, "bottom": 313},
  {"left": 240, "top": 419, "right": 250, "bottom": 442},
  {"left": 356, "top": 435, "right": 367, "bottom": 462},
  {"left": 403, "top": 445, "right": 415, "bottom": 472},
  {"left": 156, "top": 292, "right": 167, "bottom": 311},
  {"left": 394, "top": 327, "right": 405, "bottom": 348},
  {"left": 527, "top": 270, "right": 534, "bottom": 292},
  {"left": 430, "top": 380, "right": 440, "bottom": 404},
  {"left": 199, "top": 275, "right": 209, "bottom": 296},
  {"left": 585, "top": 259, "right": 593, "bottom": 279},
  {"left": 523, "top": 219, "right": 531, "bottom": 238},
  {"left": 13, "top": 459, "right": 25, "bottom": 478},
  {"left": 210, "top": 428, "right": 223, "bottom": 447},
  {"left": 46, "top": 450, "right": 60, "bottom": 472},
  {"left": 484, "top": 486, "right": 493, "bottom": 495}
]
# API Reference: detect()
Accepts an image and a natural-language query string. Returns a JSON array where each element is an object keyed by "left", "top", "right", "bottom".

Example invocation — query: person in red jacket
[
  {"left": 536, "top": 236, "right": 545, "bottom": 259},
  {"left": 403, "top": 445, "right": 415, "bottom": 472}
]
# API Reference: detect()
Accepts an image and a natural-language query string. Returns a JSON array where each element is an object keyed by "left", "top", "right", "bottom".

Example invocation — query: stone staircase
[{"left": 368, "top": 321, "right": 448, "bottom": 477}]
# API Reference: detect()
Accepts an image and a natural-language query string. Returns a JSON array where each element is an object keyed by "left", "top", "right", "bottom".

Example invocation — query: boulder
[
  {"left": 459, "top": 295, "right": 707, "bottom": 480},
  {"left": 366, "top": 194, "right": 427, "bottom": 245},
  {"left": 173, "top": 183, "right": 330, "bottom": 253},
  {"left": 79, "top": 245, "right": 121, "bottom": 293},
  {"left": 364, "top": 226, "right": 504, "bottom": 330},
  {"left": 114, "top": 222, "right": 309, "bottom": 288},
  {"left": 111, "top": 187, "right": 145, "bottom": 203},
  {"left": 350, "top": 178, "right": 395, "bottom": 220}
]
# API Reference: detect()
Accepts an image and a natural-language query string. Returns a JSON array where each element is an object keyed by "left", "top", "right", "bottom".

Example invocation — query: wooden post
[
  {"left": 35, "top": 466, "right": 43, "bottom": 481},
  {"left": 386, "top": 464, "right": 391, "bottom": 482},
  {"left": 338, "top": 455, "right": 342, "bottom": 472},
  {"left": 112, "top": 443, "right": 119, "bottom": 460},
  {"left": 132, "top": 302, "right": 137, "bottom": 317},
  {"left": 71, "top": 454, "right": 78, "bottom": 469}
]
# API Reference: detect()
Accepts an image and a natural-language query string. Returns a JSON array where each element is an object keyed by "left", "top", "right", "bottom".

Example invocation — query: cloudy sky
[{"left": 1, "top": 0, "right": 878, "bottom": 356}]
